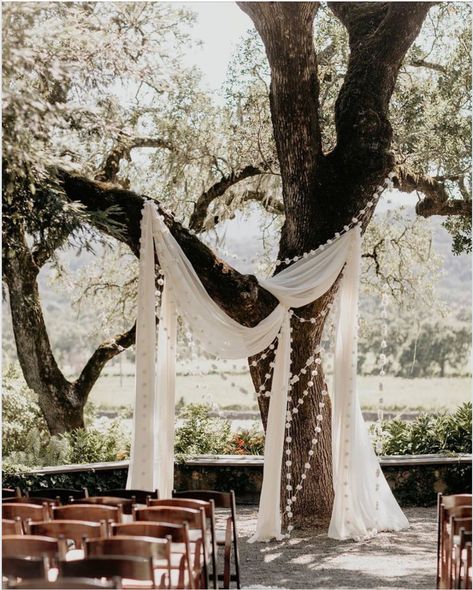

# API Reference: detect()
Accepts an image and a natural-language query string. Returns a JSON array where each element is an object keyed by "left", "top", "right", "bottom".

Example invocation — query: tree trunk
[
  {"left": 251, "top": 295, "right": 335, "bottom": 527},
  {"left": 2, "top": 212, "right": 137, "bottom": 434},
  {"left": 3, "top": 232, "right": 85, "bottom": 434}
]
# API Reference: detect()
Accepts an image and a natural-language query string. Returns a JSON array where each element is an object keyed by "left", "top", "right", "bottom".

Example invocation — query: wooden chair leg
[
  {"left": 223, "top": 518, "right": 232, "bottom": 589},
  {"left": 437, "top": 493, "right": 442, "bottom": 589}
]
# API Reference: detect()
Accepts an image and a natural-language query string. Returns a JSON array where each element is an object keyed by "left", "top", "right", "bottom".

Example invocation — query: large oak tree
[{"left": 3, "top": 2, "right": 471, "bottom": 526}]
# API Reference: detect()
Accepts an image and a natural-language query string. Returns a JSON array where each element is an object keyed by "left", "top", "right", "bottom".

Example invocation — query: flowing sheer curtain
[{"left": 127, "top": 201, "right": 409, "bottom": 541}]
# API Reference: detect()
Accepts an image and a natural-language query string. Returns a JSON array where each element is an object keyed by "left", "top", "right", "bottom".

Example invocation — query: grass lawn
[{"left": 89, "top": 371, "right": 471, "bottom": 412}]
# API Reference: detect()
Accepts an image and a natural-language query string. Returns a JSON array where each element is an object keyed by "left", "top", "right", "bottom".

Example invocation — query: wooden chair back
[
  {"left": 96, "top": 489, "right": 158, "bottom": 504},
  {"left": 27, "top": 488, "right": 89, "bottom": 503},
  {"left": 148, "top": 498, "right": 212, "bottom": 518},
  {"left": 2, "top": 518, "right": 23, "bottom": 535},
  {"left": 2, "top": 496, "right": 59, "bottom": 506},
  {"left": 455, "top": 529, "right": 473, "bottom": 589},
  {"left": 112, "top": 521, "right": 189, "bottom": 543},
  {"left": 3, "top": 534, "right": 67, "bottom": 561},
  {"left": 173, "top": 489, "right": 233, "bottom": 509},
  {"left": 437, "top": 493, "right": 473, "bottom": 587},
  {"left": 72, "top": 496, "right": 134, "bottom": 515},
  {"left": 85, "top": 535, "right": 171, "bottom": 563},
  {"left": 442, "top": 494, "right": 472, "bottom": 511},
  {"left": 28, "top": 520, "right": 105, "bottom": 548},
  {"left": 2, "top": 502, "right": 50, "bottom": 523},
  {"left": 134, "top": 505, "right": 208, "bottom": 588},
  {"left": 134, "top": 505, "right": 204, "bottom": 528},
  {"left": 59, "top": 556, "right": 156, "bottom": 587},
  {"left": 6, "top": 578, "right": 121, "bottom": 589},
  {"left": 2, "top": 556, "right": 48, "bottom": 580},
  {"left": 52, "top": 503, "right": 123, "bottom": 523},
  {"left": 150, "top": 498, "right": 217, "bottom": 588},
  {"left": 172, "top": 489, "right": 241, "bottom": 589}
]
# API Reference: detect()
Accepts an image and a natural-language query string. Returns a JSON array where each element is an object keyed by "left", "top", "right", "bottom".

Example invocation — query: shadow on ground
[{"left": 236, "top": 506, "right": 436, "bottom": 589}]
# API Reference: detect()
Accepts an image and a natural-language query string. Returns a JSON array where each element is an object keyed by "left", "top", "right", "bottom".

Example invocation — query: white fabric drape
[
  {"left": 329, "top": 238, "right": 409, "bottom": 538},
  {"left": 127, "top": 200, "right": 408, "bottom": 542}
]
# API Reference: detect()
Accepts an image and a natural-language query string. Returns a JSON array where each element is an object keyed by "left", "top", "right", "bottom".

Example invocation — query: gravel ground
[{"left": 235, "top": 506, "right": 436, "bottom": 590}]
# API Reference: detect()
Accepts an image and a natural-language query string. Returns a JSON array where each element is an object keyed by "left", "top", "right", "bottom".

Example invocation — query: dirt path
[{"left": 235, "top": 506, "right": 436, "bottom": 589}]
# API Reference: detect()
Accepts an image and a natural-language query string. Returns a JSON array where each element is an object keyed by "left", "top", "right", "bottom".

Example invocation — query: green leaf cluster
[
  {"left": 373, "top": 402, "right": 472, "bottom": 456},
  {"left": 174, "top": 403, "right": 232, "bottom": 458}
]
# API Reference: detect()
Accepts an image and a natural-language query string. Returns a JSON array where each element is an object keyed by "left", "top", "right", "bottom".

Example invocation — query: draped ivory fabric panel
[
  {"left": 128, "top": 201, "right": 409, "bottom": 541},
  {"left": 126, "top": 207, "right": 159, "bottom": 490},
  {"left": 328, "top": 231, "right": 409, "bottom": 539}
]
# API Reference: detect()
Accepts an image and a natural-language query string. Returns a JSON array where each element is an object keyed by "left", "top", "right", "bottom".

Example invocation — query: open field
[{"left": 89, "top": 372, "right": 471, "bottom": 412}]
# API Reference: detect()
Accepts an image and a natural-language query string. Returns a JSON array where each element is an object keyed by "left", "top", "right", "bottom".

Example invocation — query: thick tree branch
[
  {"left": 329, "top": 2, "right": 433, "bottom": 174},
  {"left": 392, "top": 165, "right": 472, "bottom": 218},
  {"left": 188, "top": 162, "right": 274, "bottom": 232},
  {"left": 58, "top": 169, "right": 278, "bottom": 326},
  {"left": 409, "top": 58, "right": 447, "bottom": 74},
  {"left": 74, "top": 323, "right": 136, "bottom": 394},
  {"left": 95, "top": 134, "right": 173, "bottom": 184}
]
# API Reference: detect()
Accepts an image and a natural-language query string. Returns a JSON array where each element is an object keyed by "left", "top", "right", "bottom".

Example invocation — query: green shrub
[
  {"left": 2, "top": 365, "right": 48, "bottom": 456},
  {"left": 2, "top": 365, "right": 131, "bottom": 468},
  {"left": 373, "top": 402, "right": 472, "bottom": 455},
  {"left": 175, "top": 403, "right": 231, "bottom": 457},
  {"left": 64, "top": 419, "right": 130, "bottom": 464}
]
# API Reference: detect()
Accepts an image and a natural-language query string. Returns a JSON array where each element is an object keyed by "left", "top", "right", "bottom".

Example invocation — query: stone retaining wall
[{"left": 3, "top": 454, "right": 471, "bottom": 506}]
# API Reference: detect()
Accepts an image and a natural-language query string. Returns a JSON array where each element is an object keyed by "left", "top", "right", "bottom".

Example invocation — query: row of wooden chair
[
  {"left": 2, "top": 487, "right": 241, "bottom": 589},
  {"left": 2, "top": 487, "right": 159, "bottom": 505},
  {"left": 437, "top": 493, "right": 472, "bottom": 589}
]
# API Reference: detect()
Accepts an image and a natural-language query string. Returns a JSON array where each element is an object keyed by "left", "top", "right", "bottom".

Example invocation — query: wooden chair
[
  {"left": 3, "top": 534, "right": 67, "bottom": 562},
  {"left": 445, "top": 507, "right": 472, "bottom": 588},
  {"left": 437, "top": 493, "right": 472, "bottom": 588},
  {"left": 2, "top": 497, "right": 59, "bottom": 521},
  {"left": 111, "top": 522, "right": 197, "bottom": 589},
  {"left": 27, "top": 487, "right": 89, "bottom": 503},
  {"left": 2, "top": 518, "right": 23, "bottom": 535},
  {"left": 134, "top": 505, "right": 209, "bottom": 589},
  {"left": 27, "top": 520, "right": 105, "bottom": 549},
  {"left": 52, "top": 503, "right": 123, "bottom": 525},
  {"left": 96, "top": 489, "right": 159, "bottom": 504},
  {"left": 173, "top": 490, "right": 241, "bottom": 589},
  {"left": 59, "top": 556, "right": 157, "bottom": 588},
  {"left": 448, "top": 516, "right": 472, "bottom": 589},
  {"left": 149, "top": 498, "right": 217, "bottom": 589},
  {"left": 7, "top": 578, "right": 121, "bottom": 589},
  {"left": 2, "top": 556, "right": 48, "bottom": 581},
  {"left": 72, "top": 496, "right": 135, "bottom": 515},
  {"left": 85, "top": 536, "right": 173, "bottom": 587},
  {"left": 454, "top": 529, "right": 472, "bottom": 589},
  {"left": 2, "top": 496, "right": 59, "bottom": 506},
  {"left": 2, "top": 502, "right": 50, "bottom": 526}
]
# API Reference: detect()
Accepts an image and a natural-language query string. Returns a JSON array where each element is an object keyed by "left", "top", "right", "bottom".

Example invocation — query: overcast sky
[{"left": 180, "top": 2, "right": 253, "bottom": 92}]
